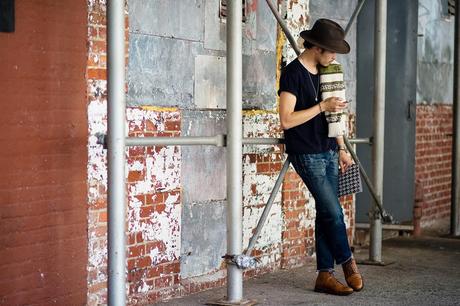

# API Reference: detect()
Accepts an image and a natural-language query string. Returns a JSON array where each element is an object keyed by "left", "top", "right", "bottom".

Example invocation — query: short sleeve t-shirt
[{"left": 278, "top": 58, "right": 337, "bottom": 154}]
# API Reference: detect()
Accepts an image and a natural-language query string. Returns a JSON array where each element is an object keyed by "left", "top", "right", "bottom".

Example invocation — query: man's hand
[
  {"left": 320, "top": 97, "right": 347, "bottom": 113},
  {"left": 339, "top": 150, "right": 353, "bottom": 174}
]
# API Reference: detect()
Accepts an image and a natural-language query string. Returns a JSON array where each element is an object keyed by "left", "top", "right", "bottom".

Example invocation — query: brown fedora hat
[{"left": 300, "top": 19, "right": 350, "bottom": 54}]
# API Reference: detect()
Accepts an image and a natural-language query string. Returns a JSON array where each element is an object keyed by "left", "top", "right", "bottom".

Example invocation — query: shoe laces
[{"left": 343, "top": 259, "right": 359, "bottom": 276}]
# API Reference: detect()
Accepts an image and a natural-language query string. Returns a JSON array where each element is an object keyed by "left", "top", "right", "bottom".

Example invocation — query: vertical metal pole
[
  {"left": 227, "top": 0, "right": 243, "bottom": 302},
  {"left": 370, "top": 0, "right": 387, "bottom": 262},
  {"left": 107, "top": 1, "right": 126, "bottom": 305},
  {"left": 452, "top": 0, "right": 460, "bottom": 236}
]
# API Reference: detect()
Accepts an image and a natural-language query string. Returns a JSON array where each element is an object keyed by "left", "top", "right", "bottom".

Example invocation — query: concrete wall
[
  {"left": 127, "top": 0, "right": 278, "bottom": 110},
  {"left": 417, "top": 0, "right": 455, "bottom": 104}
]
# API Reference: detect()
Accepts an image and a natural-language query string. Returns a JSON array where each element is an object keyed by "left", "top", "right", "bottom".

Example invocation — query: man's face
[{"left": 317, "top": 49, "right": 337, "bottom": 67}]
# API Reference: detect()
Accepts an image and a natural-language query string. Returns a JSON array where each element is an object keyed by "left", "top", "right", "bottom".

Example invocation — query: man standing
[{"left": 278, "top": 19, "right": 363, "bottom": 295}]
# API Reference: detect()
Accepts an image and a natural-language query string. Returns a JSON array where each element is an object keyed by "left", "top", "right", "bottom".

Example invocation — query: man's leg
[
  {"left": 325, "top": 150, "right": 363, "bottom": 291},
  {"left": 303, "top": 153, "right": 352, "bottom": 265},
  {"left": 290, "top": 153, "right": 353, "bottom": 295}
]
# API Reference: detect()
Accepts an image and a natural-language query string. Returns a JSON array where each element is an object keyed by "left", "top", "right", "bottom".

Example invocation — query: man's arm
[
  {"left": 279, "top": 92, "right": 347, "bottom": 130},
  {"left": 279, "top": 91, "right": 321, "bottom": 130},
  {"left": 336, "top": 136, "right": 353, "bottom": 173}
]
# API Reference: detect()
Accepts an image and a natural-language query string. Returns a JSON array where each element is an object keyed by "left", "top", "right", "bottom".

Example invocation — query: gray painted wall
[
  {"left": 127, "top": 0, "right": 278, "bottom": 110},
  {"left": 180, "top": 110, "right": 227, "bottom": 277},
  {"left": 418, "top": 0, "right": 455, "bottom": 104}
]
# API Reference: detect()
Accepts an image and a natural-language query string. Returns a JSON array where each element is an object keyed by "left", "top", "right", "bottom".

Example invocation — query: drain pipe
[
  {"left": 226, "top": 0, "right": 244, "bottom": 302},
  {"left": 107, "top": 0, "right": 126, "bottom": 305},
  {"left": 452, "top": 0, "right": 460, "bottom": 236},
  {"left": 370, "top": 0, "right": 387, "bottom": 262}
]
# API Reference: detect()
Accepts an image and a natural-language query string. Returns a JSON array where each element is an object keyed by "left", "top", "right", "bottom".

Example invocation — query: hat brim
[{"left": 300, "top": 31, "right": 350, "bottom": 54}]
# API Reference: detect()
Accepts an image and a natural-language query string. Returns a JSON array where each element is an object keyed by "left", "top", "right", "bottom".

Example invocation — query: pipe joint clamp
[{"left": 222, "top": 254, "right": 259, "bottom": 269}]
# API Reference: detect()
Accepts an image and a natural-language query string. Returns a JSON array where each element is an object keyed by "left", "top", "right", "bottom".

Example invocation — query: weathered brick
[
  {"left": 88, "top": 68, "right": 107, "bottom": 80},
  {"left": 415, "top": 104, "right": 452, "bottom": 224},
  {"left": 128, "top": 245, "right": 146, "bottom": 258},
  {"left": 154, "top": 275, "right": 173, "bottom": 289},
  {"left": 163, "top": 262, "right": 180, "bottom": 274}
]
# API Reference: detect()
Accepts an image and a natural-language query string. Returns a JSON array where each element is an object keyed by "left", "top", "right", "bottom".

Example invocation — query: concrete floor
[{"left": 157, "top": 236, "right": 460, "bottom": 306}]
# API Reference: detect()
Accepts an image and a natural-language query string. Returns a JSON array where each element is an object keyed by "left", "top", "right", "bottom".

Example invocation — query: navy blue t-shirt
[{"left": 278, "top": 58, "right": 337, "bottom": 154}]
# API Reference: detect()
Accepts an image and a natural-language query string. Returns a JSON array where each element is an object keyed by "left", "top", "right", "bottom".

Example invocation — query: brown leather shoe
[
  {"left": 342, "top": 258, "right": 364, "bottom": 291},
  {"left": 314, "top": 271, "right": 354, "bottom": 295}
]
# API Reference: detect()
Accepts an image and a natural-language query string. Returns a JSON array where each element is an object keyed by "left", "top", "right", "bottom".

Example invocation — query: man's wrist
[
  {"left": 337, "top": 145, "right": 348, "bottom": 153},
  {"left": 318, "top": 102, "right": 323, "bottom": 113}
]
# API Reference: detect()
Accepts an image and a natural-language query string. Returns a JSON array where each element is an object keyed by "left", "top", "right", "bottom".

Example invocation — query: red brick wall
[
  {"left": 0, "top": 1, "right": 88, "bottom": 304},
  {"left": 281, "top": 170, "right": 316, "bottom": 268},
  {"left": 415, "top": 104, "right": 452, "bottom": 226},
  {"left": 125, "top": 109, "right": 182, "bottom": 305}
]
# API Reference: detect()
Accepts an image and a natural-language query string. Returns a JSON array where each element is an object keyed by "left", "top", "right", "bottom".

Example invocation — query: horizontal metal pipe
[
  {"left": 123, "top": 136, "right": 371, "bottom": 147},
  {"left": 244, "top": 138, "right": 370, "bottom": 145},
  {"left": 349, "top": 137, "right": 372, "bottom": 144},
  {"left": 125, "top": 135, "right": 226, "bottom": 147},
  {"left": 243, "top": 138, "right": 284, "bottom": 145},
  {"left": 355, "top": 223, "right": 413, "bottom": 231},
  {"left": 243, "top": 137, "right": 370, "bottom": 145}
]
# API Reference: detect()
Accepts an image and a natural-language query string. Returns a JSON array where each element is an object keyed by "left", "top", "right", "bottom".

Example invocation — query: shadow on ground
[{"left": 156, "top": 236, "right": 460, "bottom": 306}]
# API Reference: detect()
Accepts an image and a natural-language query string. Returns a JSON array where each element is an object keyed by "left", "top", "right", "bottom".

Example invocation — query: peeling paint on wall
[
  {"left": 88, "top": 99, "right": 108, "bottom": 202},
  {"left": 242, "top": 197, "right": 283, "bottom": 248},
  {"left": 281, "top": 0, "right": 310, "bottom": 65},
  {"left": 128, "top": 193, "right": 181, "bottom": 264},
  {"left": 127, "top": 146, "right": 181, "bottom": 194},
  {"left": 243, "top": 112, "right": 283, "bottom": 154},
  {"left": 243, "top": 156, "right": 282, "bottom": 207}
]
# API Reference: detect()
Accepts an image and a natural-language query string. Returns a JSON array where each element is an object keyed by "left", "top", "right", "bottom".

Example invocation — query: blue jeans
[{"left": 289, "top": 150, "right": 352, "bottom": 271}]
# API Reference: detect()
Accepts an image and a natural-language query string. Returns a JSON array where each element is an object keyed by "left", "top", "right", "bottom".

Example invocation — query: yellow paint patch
[
  {"left": 140, "top": 106, "right": 179, "bottom": 112},
  {"left": 243, "top": 109, "right": 278, "bottom": 116},
  {"left": 275, "top": 23, "right": 286, "bottom": 112}
]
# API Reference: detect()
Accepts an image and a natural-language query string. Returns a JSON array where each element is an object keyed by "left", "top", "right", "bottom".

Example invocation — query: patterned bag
[{"left": 338, "top": 163, "right": 363, "bottom": 197}]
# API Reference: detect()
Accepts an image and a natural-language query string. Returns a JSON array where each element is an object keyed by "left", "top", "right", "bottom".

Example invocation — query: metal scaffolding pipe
[
  {"left": 226, "top": 0, "right": 243, "bottom": 302},
  {"left": 344, "top": 137, "right": 392, "bottom": 223},
  {"left": 126, "top": 135, "right": 226, "bottom": 147},
  {"left": 265, "top": 0, "right": 301, "bottom": 55},
  {"left": 344, "top": 0, "right": 367, "bottom": 36},
  {"left": 106, "top": 0, "right": 126, "bottom": 305},
  {"left": 122, "top": 136, "right": 370, "bottom": 147},
  {"left": 370, "top": 0, "right": 387, "bottom": 262},
  {"left": 243, "top": 137, "right": 284, "bottom": 145},
  {"left": 245, "top": 159, "right": 290, "bottom": 256},
  {"left": 452, "top": 0, "right": 460, "bottom": 236}
]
